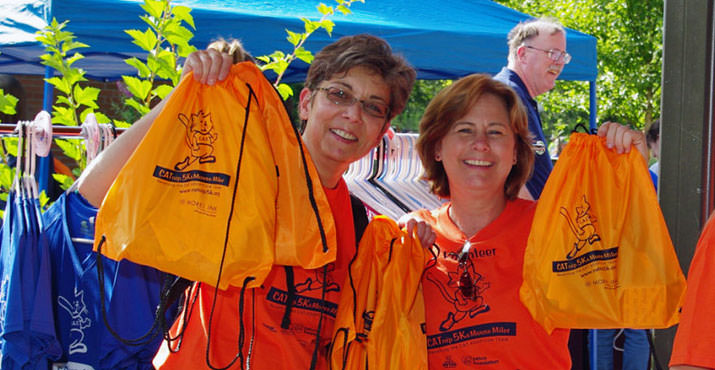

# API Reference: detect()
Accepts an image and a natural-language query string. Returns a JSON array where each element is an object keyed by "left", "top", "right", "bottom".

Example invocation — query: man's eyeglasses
[
  {"left": 523, "top": 45, "right": 572, "bottom": 64},
  {"left": 317, "top": 86, "right": 391, "bottom": 120}
]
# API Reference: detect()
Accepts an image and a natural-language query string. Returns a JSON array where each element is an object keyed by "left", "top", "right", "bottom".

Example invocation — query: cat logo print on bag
[
  {"left": 560, "top": 195, "right": 602, "bottom": 260},
  {"left": 175, "top": 111, "right": 218, "bottom": 170}
]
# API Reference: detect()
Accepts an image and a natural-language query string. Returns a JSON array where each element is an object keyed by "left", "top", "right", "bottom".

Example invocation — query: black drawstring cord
[
  {"left": 96, "top": 235, "right": 162, "bottom": 346},
  {"left": 165, "top": 281, "right": 201, "bottom": 353},
  {"left": 329, "top": 327, "right": 351, "bottom": 370},
  {"left": 281, "top": 266, "right": 296, "bottom": 329},
  {"left": 205, "top": 277, "right": 254, "bottom": 370},
  {"left": 290, "top": 120, "right": 330, "bottom": 254},
  {"left": 244, "top": 288, "right": 256, "bottom": 369},
  {"left": 204, "top": 82, "right": 256, "bottom": 370},
  {"left": 309, "top": 264, "right": 329, "bottom": 370}
]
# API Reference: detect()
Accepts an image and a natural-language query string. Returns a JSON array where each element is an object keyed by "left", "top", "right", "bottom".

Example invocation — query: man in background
[{"left": 494, "top": 17, "right": 570, "bottom": 200}]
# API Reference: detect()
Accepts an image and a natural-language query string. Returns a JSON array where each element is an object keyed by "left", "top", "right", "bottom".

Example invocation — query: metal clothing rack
[{"left": 0, "top": 123, "right": 126, "bottom": 138}]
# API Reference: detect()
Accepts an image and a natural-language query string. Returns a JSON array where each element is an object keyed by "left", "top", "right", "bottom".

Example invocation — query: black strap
[
  {"left": 281, "top": 266, "right": 296, "bottom": 329},
  {"left": 349, "top": 194, "right": 368, "bottom": 246}
]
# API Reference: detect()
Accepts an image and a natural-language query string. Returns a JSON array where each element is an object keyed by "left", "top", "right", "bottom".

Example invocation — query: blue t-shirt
[
  {"left": 0, "top": 193, "right": 61, "bottom": 369},
  {"left": 494, "top": 67, "right": 553, "bottom": 199},
  {"left": 43, "top": 191, "right": 172, "bottom": 369}
]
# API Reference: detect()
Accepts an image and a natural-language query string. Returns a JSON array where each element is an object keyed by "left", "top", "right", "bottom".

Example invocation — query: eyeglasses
[
  {"left": 317, "top": 86, "right": 391, "bottom": 120},
  {"left": 523, "top": 45, "right": 572, "bottom": 64}
]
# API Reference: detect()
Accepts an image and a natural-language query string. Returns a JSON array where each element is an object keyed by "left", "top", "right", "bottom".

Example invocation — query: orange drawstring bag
[
  {"left": 520, "top": 133, "right": 685, "bottom": 333},
  {"left": 94, "top": 62, "right": 336, "bottom": 289},
  {"left": 330, "top": 216, "right": 428, "bottom": 370}
]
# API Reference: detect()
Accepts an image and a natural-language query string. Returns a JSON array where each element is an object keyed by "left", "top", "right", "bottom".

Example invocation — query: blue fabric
[
  {"left": 43, "top": 192, "right": 171, "bottom": 369},
  {"left": 0, "top": 192, "right": 61, "bottom": 369},
  {"left": 494, "top": 67, "right": 553, "bottom": 199},
  {"left": 594, "top": 328, "right": 650, "bottom": 370},
  {"left": 0, "top": 0, "right": 597, "bottom": 81},
  {"left": 649, "top": 169, "right": 658, "bottom": 191}
]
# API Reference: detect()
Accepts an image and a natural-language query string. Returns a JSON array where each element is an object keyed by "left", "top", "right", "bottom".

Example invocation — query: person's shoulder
[
  {"left": 510, "top": 197, "right": 537, "bottom": 211},
  {"left": 403, "top": 204, "right": 446, "bottom": 226}
]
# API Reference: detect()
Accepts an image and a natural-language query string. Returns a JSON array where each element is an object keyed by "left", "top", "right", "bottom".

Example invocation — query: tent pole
[
  {"left": 589, "top": 80, "right": 597, "bottom": 131},
  {"left": 37, "top": 66, "right": 54, "bottom": 196}
]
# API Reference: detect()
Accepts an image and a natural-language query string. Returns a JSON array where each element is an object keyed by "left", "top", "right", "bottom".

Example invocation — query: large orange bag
[
  {"left": 94, "top": 62, "right": 336, "bottom": 289},
  {"left": 330, "top": 216, "right": 428, "bottom": 370},
  {"left": 520, "top": 133, "right": 685, "bottom": 333}
]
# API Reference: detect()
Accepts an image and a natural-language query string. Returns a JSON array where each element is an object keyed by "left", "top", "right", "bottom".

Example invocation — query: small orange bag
[
  {"left": 94, "top": 62, "right": 336, "bottom": 289},
  {"left": 330, "top": 216, "right": 428, "bottom": 370},
  {"left": 520, "top": 133, "right": 685, "bottom": 333}
]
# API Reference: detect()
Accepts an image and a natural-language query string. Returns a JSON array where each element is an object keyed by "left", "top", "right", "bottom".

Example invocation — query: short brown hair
[
  {"left": 305, "top": 34, "right": 416, "bottom": 120},
  {"left": 417, "top": 74, "right": 534, "bottom": 199},
  {"left": 507, "top": 18, "right": 565, "bottom": 63},
  {"left": 207, "top": 38, "right": 254, "bottom": 64}
]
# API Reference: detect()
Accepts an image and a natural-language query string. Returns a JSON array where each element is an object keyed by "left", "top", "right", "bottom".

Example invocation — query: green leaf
[
  {"left": 294, "top": 47, "right": 314, "bottom": 64},
  {"left": 45, "top": 77, "right": 72, "bottom": 95},
  {"left": 94, "top": 112, "right": 112, "bottom": 124},
  {"left": 153, "top": 84, "right": 173, "bottom": 99},
  {"left": 122, "top": 76, "right": 152, "bottom": 100},
  {"left": 276, "top": 83, "right": 294, "bottom": 100},
  {"left": 62, "top": 41, "right": 89, "bottom": 53},
  {"left": 113, "top": 119, "right": 132, "bottom": 128},
  {"left": 126, "top": 57, "right": 151, "bottom": 77},
  {"left": 317, "top": 3, "right": 333, "bottom": 16},
  {"left": 320, "top": 20, "right": 335, "bottom": 35},
  {"left": 126, "top": 28, "right": 158, "bottom": 51},
  {"left": 336, "top": 4, "right": 351, "bottom": 14},
  {"left": 74, "top": 85, "right": 100, "bottom": 109},
  {"left": 3, "top": 138, "right": 18, "bottom": 158},
  {"left": 52, "top": 106, "right": 78, "bottom": 126},
  {"left": 0, "top": 93, "right": 18, "bottom": 115},
  {"left": 176, "top": 43, "right": 197, "bottom": 58},
  {"left": 126, "top": 98, "right": 151, "bottom": 116},
  {"left": 302, "top": 18, "right": 320, "bottom": 34},
  {"left": 141, "top": 0, "right": 165, "bottom": 19},
  {"left": 256, "top": 56, "right": 271, "bottom": 63},
  {"left": 55, "top": 96, "right": 73, "bottom": 107},
  {"left": 172, "top": 6, "right": 196, "bottom": 29},
  {"left": 52, "top": 173, "right": 75, "bottom": 191},
  {"left": 38, "top": 191, "right": 52, "bottom": 211},
  {"left": 55, "top": 139, "right": 82, "bottom": 162},
  {"left": 286, "top": 30, "right": 302, "bottom": 47}
]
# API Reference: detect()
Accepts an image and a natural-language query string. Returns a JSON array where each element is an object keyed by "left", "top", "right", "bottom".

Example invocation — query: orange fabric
[
  {"left": 412, "top": 200, "right": 571, "bottom": 370},
  {"left": 94, "top": 62, "right": 336, "bottom": 289},
  {"left": 153, "top": 180, "right": 355, "bottom": 370},
  {"left": 670, "top": 214, "right": 715, "bottom": 368},
  {"left": 520, "top": 133, "right": 685, "bottom": 332},
  {"left": 330, "top": 216, "right": 428, "bottom": 370}
]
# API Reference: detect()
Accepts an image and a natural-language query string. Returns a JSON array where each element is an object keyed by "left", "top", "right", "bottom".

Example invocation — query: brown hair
[
  {"left": 304, "top": 34, "right": 416, "bottom": 120},
  {"left": 507, "top": 18, "right": 565, "bottom": 63},
  {"left": 207, "top": 38, "right": 254, "bottom": 64},
  {"left": 417, "top": 74, "right": 534, "bottom": 200}
]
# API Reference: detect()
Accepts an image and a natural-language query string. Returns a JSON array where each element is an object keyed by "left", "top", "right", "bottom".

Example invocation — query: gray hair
[{"left": 507, "top": 18, "right": 565, "bottom": 63}]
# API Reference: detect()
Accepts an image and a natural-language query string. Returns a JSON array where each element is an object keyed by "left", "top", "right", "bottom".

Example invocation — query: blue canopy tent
[{"left": 1, "top": 0, "right": 597, "bottom": 81}]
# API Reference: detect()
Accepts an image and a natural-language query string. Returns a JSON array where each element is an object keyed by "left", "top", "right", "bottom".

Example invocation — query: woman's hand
[
  {"left": 181, "top": 49, "right": 234, "bottom": 85},
  {"left": 399, "top": 215, "right": 437, "bottom": 248},
  {"left": 597, "top": 121, "right": 649, "bottom": 161}
]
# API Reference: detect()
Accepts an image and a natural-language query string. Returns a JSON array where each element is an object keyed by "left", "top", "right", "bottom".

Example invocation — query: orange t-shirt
[
  {"left": 411, "top": 199, "right": 571, "bottom": 370},
  {"left": 670, "top": 214, "right": 715, "bottom": 368},
  {"left": 153, "top": 179, "right": 356, "bottom": 370}
]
